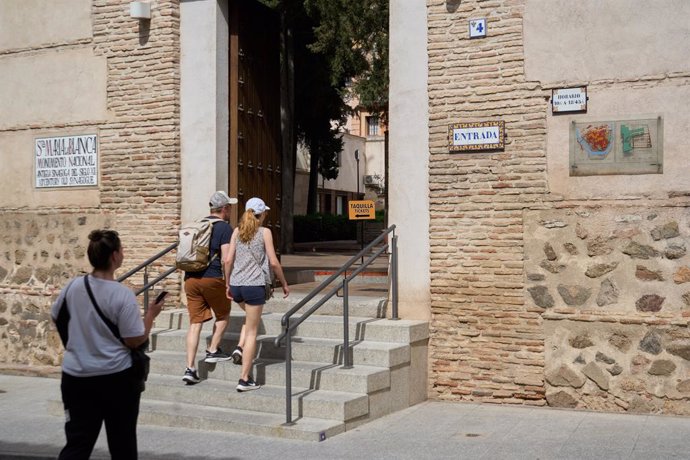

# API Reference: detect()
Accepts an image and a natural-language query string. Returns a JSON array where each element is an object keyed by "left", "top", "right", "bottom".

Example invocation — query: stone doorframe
[{"left": 180, "top": 0, "right": 230, "bottom": 223}]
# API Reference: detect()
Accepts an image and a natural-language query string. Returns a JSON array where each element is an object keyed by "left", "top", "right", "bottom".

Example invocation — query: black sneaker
[
  {"left": 182, "top": 367, "right": 200, "bottom": 385},
  {"left": 236, "top": 377, "right": 260, "bottom": 392},
  {"left": 231, "top": 346, "right": 243, "bottom": 365},
  {"left": 205, "top": 347, "right": 232, "bottom": 363}
]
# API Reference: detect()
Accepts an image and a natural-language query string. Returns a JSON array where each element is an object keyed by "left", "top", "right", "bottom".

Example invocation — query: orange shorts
[{"left": 184, "top": 277, "right": 231, "bottom": 324}]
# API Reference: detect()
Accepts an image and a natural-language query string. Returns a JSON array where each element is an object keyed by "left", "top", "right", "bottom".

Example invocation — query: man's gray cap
[{"left": 209, "top": 191, "right": 238, "bottom": 209}]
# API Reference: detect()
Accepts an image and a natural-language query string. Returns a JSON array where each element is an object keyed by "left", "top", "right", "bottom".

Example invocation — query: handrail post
[
  {"left": 284, "top": 323, "right": 293, "bottom": 425},
  {"left": 341, "top": 279, "right": 352, "bottom": 369},
  {"left": 391, "top": 233, "right": 399, "bottom": 320},
  {"left": 143, "top": 267, "right": 149, "bottom": 315}
]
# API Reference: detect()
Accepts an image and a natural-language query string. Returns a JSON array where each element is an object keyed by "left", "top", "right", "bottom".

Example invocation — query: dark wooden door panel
[{"left": 229, "top": 0, "right": 282, "bottom": 251}]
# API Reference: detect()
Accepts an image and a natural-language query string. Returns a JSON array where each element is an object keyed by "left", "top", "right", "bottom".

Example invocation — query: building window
[
  {"left": 336, "top": 195, "right": 345, "bottom": 215},
  {"left": 366, "top": 116, "right": 379, "bottom": 136}
]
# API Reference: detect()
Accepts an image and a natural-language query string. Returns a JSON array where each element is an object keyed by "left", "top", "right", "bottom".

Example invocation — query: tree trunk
[
  {"left": 306, "top": 148, "right": 319, "bottom": 215},
  {"left": 279, "top": 10, "right": 295, "bottom": 254}
]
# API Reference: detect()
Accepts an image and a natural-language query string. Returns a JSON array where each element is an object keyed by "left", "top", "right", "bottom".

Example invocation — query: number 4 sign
[{"left": 469, "top": 18, "right": 487, "bottom": 38}]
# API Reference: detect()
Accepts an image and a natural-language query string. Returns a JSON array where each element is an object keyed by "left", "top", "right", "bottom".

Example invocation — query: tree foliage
[
  {"left": 258, "top": 0, "right": 388, "bottom": 215},
  {"left": 305, "top": 0, "right": 389, "bottom": 116}
]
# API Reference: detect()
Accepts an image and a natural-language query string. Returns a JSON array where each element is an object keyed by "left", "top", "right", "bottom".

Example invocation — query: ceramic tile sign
[
  {"left": 569, "top": 116, "right": 663, "bottom": 176},
  {"left": 469, "top": 18, "right": 487, "bottom": 38},
  {"left": 35, "top": 134, "right": 98, "bottom": 188},
  {"left": 552, "top": 86, "right": 587, "bottom": 113},
  {"left": 448, "top": 121, "right": 505, "bottom": 152}
]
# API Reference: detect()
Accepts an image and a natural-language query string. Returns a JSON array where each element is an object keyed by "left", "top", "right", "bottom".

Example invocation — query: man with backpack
[{"left": 179, "top": 191, "right": 237, "bottom": 384}]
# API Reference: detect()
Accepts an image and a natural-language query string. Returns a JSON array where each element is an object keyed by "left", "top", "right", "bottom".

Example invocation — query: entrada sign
[
  {"left": 448, "top": 121, "right": 505, "bottom": 152},
  {"left": 348, "top": 200, "right": 375, "bottom": 220}
]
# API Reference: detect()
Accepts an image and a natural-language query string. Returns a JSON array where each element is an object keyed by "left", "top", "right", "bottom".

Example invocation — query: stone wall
[
  {"left": 528, "top": 206, "right": 690, "bottom": 414},
  {"left": 0, "top": 1, "right": 182, "bottom": 366},
  {"left": 0, "top": 213, "right": 111, "bottom": 366},
  {"left": 426, "top": 0, "right": 690, "bottom": 413}
]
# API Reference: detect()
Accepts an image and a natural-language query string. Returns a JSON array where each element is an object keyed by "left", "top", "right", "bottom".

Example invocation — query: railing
[
  {"left": 117, "top": 242, "right": 178, "bottom": 311},
  {"left": 274, "top": 225, "right": 398, "bottom": 425}
]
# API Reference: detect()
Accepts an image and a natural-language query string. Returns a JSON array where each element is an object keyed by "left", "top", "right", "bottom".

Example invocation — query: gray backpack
[{"left": 175, "top": 217, "right": 222, "bottom": 272}]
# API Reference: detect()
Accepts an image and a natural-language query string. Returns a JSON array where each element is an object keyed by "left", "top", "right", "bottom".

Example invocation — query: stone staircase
[{"left": 138, "top": 291, "right": 429, "bottom": 441}]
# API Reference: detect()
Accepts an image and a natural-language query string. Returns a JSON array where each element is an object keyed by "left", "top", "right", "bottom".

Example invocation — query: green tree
[
  {"left": 259, "top": 0, "right": 388, "bottom": 248},
  {"left": 305, "top": 0, "right": 389, "bottom": 117},
  {"left": 261, "top": 0, "right": 347, "bottom": 218}
]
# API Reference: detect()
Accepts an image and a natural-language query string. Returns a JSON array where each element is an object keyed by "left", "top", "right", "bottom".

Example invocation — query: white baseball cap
[
  {"left": 209, "top": 191, "right": 238, "bottom": 209},
  {"left": 245, "top": 197, "right": 270, "bottom": 215}
]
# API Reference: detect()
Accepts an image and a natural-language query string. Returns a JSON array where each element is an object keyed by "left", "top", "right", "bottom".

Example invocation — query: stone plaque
[{"left": 35, "top": 134, "right": 99, "bottom": 188}]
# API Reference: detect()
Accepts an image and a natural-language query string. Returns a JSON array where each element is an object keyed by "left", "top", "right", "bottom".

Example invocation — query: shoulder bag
[{"left": 84, "top": 275, "right": 150, "bottom": 392}]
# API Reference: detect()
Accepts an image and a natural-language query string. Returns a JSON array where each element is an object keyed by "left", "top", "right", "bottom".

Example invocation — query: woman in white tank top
[{"left": 225, "top": 197, "right": 290, "bottom": 392}]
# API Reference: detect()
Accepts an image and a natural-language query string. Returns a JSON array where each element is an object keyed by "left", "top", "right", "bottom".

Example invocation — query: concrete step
[
  {"left": 151, "top": 330, "right": 411, "bottom": 368},
  {"left": 264, "top": 292, "right": 388, "bottom": 318},
  {"left": 149, "top": 350, "right": 391, "bottom": 394},
  {"left": 46, "top": 383, "right": 344, "bottom": 442},
  {"left": 143, "top": 374, "right": 369, "bottom": 422},
  {"left": 154, "top": 310, "right": 428, "bottom": 344},
  {"left": 154, "top": 289, "right": 388, "bottom": 322},
  {"left": 139, "top": 399, "right": 344, "bottom": 442},
  {"left": 283, "top": 268, "right": 316, "bottom": 285},
  {"left": 313, "top": 271, "right": 388, "bottom": 284}
]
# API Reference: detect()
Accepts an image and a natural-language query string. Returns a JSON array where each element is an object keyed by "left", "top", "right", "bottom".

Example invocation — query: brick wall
[
  {"left": 428, "top": 0, "right": 548, "bottom": 405},
  {"left": 426, "top": 0, "right": 690, "bottom": 413}
]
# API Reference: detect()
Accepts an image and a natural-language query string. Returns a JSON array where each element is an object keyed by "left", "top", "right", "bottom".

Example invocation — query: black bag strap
[{"left": 83, "top": 275, "right": 122, "bottom": 342}]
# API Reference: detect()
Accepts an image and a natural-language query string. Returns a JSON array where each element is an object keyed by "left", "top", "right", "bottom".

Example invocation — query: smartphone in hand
[{"left": 155, "top": 291, "right": 169, "bottom": 303}]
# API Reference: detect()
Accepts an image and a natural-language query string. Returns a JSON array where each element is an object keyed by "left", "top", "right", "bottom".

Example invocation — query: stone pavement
[
  {"left": 281, "top": 246, "right": 390, "bottom": 296},
  {"left": 2, "top": 373, "right": 690, "bottom": 460}
]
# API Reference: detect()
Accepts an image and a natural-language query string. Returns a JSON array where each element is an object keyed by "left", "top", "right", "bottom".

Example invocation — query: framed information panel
[{"left": 569, "top": 116, "right": 662, "bottom": 176}]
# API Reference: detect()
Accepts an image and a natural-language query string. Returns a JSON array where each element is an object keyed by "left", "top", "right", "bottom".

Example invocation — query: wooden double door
[{"left": 229, "top": 0, "right": 282, "bottom": 251}]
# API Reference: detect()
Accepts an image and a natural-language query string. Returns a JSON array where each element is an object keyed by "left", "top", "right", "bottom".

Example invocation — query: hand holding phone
[{"left": 155, "top": 291, "right": 169, "bottom": 304}]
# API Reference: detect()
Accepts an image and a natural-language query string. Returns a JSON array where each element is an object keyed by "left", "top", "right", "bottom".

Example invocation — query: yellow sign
[{"left": 348, "top": 200, "right": 375, "bottom": 220}]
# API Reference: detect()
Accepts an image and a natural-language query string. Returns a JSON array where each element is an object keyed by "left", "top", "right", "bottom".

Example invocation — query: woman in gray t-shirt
[
  {"left": 225, "top": 197, "right": 289, "bottom": 392},
  {"left": 51, "top": 229, "right": 164, "bottom": 459}
]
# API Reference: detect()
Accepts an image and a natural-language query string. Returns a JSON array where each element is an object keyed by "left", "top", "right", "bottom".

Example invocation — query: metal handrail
[
  {"left": 275, "top": 225, "right": 398, "bottom": 425},
  {"left": 117, "top": 242, "right": 178, "bottom": 308}
]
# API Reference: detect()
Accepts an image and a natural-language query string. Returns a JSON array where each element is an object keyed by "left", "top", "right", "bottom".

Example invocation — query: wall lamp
[{"left": 130, "top": 1, "right": 151, "bottom": 20}]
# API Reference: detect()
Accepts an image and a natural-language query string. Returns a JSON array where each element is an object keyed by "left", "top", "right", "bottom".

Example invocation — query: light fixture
[{"left": 130, "top": 1, "right": 151, "bottom": 20}]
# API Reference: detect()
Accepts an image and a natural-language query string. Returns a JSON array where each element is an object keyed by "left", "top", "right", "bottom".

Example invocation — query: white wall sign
[
  {"left": 552, "top": 86, "right": 587, "bottom": 113},
  {"left": 35, "top": 134, "right": 98, "bottom": 188},
  {"left": 469, "top": 18, "right": 487, "bottom": 38},
  {"left": 448, "top": 121, "right": 505, "bottom": 152}
]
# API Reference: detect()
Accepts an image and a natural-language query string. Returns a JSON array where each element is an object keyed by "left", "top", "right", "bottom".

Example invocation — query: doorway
[{"left": 229, "top": 0, "right": 282, "bottom": 251}]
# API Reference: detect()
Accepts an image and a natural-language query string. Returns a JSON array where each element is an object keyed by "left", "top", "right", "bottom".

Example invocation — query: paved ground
[
  {"left": 4, "top": 248, "right": 689, "bottom": 459},
  {"left": 2, "top": 373, "right": 690, "bottom": 460},
  {"left": 282, "top": 246, "right": 389, "bottom": 271},
  {"left": 281, "top": 247, "right": 390, "bottom": 296}
]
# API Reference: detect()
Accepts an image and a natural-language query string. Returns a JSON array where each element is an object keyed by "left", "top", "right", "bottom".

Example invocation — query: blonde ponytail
[{"left": 238, "top": 209, "right": 260, "bottom": 243}]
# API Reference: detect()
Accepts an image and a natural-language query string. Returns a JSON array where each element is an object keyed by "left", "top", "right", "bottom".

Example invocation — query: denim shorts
[{"left": 229, "top": 285, "right": 266, "bottom": 306}]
